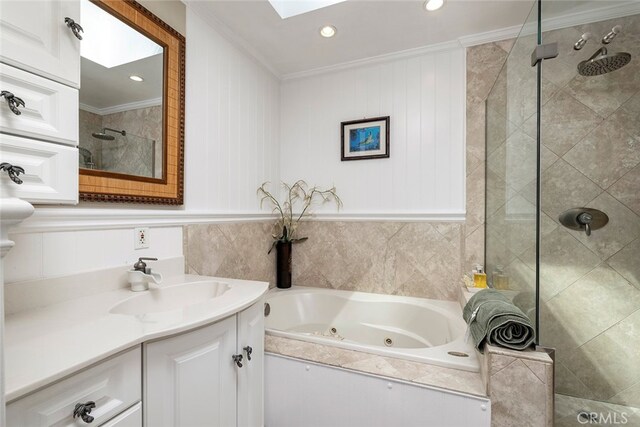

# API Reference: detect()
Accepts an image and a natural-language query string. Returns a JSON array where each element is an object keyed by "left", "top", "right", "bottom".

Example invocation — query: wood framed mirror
[{"left": 78, "top": 0, "right": 185, "bottom": 204}]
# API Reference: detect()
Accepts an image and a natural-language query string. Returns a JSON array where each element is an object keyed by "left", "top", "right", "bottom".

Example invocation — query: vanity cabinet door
[
  {"left": 0, "top": 0, "right": 81, "bottom": 88},
  {"left": 237, "top": 299, "right": 265, "bottom": 427},
  {"left": 144, "top": 316, "right": 238, "bottom": 427}
]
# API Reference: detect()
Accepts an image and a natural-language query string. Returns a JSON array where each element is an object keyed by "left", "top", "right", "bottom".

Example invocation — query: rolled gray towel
[{"left": 462, "top": 289, "right": 536, "bottom": 352}]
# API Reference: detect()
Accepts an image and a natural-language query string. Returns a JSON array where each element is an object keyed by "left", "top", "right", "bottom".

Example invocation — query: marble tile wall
[
  {"left": 483, "top": 14, "right": 640, "bottom": 410},
  {"left": 465, "top": 40, "right": 513, "bottom": 274},
  {"left": 78, "top": 106, "right": 163, "bottom": 178},
  {"left": 485, "top": 345, "right": 554, "bottom": 427},
  {"left": 183, "top": 221, "right": 465, "bottom": 300}
]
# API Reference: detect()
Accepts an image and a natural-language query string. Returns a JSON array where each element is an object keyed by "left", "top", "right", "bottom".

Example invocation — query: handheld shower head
[{"left": 92, "top": 128, "right": 126, "bottom": 141}]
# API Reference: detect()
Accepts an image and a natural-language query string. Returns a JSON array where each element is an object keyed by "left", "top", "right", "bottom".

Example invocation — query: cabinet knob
[
  {"left": 232, "top": 354, "right": 243, "bottom": 368},
  {"left": 243, "top": 346, "right": 253, "bottom": 361},
  {"left": 0, "top": 91, "right": 25, "bottom": 115},
  {"left": 73, "top": 401, "right": 96, "bottom": 423},
  {"left": 0, "top": 162, "right": 25, "bottom": 185},
  {"left": 64, "top": 17, "right": 84, "bottom": 40}
]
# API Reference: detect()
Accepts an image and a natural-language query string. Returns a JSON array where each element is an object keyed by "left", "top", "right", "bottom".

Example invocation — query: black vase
[{"left": 276, "top": 241, "right": 292, "bottom": 289}]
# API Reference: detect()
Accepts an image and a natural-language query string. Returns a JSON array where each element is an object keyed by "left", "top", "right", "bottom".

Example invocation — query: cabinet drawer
[
  {"left": 0, "top": 63, "right": 78, "bottom": 146},
  {"left": 0, "top": 134, "right": 78, "bottom": 204},
  {"left": 7, "top": 347, "right": 142, "bottom": 427},
  {"left": 0, "top": 0, "right": 80, "bottom": 88},
  {"left": 101, "top": 403, "right": 142, "bottom": 427}
]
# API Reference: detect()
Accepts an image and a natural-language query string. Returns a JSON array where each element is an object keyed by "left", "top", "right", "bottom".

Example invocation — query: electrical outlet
[{"left": 134, "top": 227, "right": 150, "bottom": 249}]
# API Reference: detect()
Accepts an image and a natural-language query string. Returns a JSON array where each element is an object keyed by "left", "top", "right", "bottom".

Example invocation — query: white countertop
[{"left": 4, "top": 274, "right": 268, "bottom": 402}]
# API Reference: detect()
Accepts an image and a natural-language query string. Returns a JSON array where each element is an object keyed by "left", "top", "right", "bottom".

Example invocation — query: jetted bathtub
[{"left": 265, "top": 287, "right": 479, "bottom": 372}]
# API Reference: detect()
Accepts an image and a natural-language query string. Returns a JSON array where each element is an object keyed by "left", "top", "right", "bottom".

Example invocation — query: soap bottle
[
  {"left": 493, "top": 265, "right": 509, "bottom": 290},
  {"left": 473, "top": 265, "right": 487, "bottom": 288}
]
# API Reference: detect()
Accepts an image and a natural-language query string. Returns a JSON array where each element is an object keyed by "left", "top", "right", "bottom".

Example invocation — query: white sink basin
[{"left": 110, "top": 281, "right": 232, "bottom": 315}]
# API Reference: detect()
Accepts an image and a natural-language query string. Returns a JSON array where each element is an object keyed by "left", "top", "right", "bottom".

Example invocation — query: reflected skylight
[
  {"left": 268, "top": 0, "right": 348, "bottom": 19},
  {"left": 80, "top": 0, "right": 163, "bottom": 68}
]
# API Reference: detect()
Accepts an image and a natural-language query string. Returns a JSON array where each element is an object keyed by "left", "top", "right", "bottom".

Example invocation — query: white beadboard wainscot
[
  {"left": 184, "top": 3, "right": 280, "bottom": 212},
  {"left": 280, "top": 48, "right": 466, "bottom": 215}
]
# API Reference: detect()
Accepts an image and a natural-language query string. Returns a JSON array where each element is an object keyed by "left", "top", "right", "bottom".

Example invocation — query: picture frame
[{"left": 341, "top": 116, "right": 390, "bottom": 161}]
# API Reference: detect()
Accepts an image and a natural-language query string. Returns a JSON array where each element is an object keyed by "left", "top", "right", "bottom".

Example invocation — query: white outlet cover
[{"left": 135, "top": 227, "right": 150, "bottom": 249}]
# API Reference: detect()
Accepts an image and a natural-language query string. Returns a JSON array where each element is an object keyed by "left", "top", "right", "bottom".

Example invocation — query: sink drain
[
  {"left": 447, "top": 351, "right": 469, "bottom": 358},
  {"left": 384, "top": 338, "right": 393, "bottom": 347}
]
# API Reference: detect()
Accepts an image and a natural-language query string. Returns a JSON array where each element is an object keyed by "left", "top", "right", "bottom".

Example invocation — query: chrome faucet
[
  {"left": 129, "top": 257, "right": 162, "bottom": 291},
  {"left": 133, "top": 257, "right": 158, "bottom": 274}
]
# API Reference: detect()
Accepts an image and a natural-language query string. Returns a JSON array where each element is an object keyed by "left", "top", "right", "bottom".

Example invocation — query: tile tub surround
[
  {"left": 483, "top": 345, "right": 554, "bottom": 427},
  {"left": 264, "top": 335, "right": 486, "bottom": 398},
  {"left": 184, "top": 220, "right": 465, "bottom": 300}
]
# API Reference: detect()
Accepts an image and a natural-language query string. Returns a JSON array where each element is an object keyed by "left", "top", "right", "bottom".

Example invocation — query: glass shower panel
[
  {"left": 539, "top": 3, "right": 640, "bottom": 423},
  {"left": 485, "top": 1, "right": 540, "bottom": 329}
]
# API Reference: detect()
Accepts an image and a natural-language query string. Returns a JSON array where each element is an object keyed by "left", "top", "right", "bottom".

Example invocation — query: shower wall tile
[
  {"left": 464, "top": 41, "right": 512, "bottom": 273},
  {"left": 608, "top": 164, "right": 640, "bottom": 216},
  {"left": 565, "top": 60, "right": 640, "bottom": 118},
  {"left": 466, "top": 43, "right": 510, "bottom": 105},
  {"left": 183, "top": 221, "right": 465, "bottom": 300},
  {"left": 563, "top": 120, "right": 640, "bottom": 190},
  {"left": 609, "top": 92, "right": 640, "bottom": 143},
  {"left": 610, "top": 381, "right": 640, "bottom": 409},
  {"left": 564, "top": 308, "right": 640, "bottom": 401},
  {"left": 541, "top": 265, "right": 640, "bottom": 359},
  {"left": 522, "top": 227, "right": 601, "bottom": 301},
  {"left": 608, "top": 238, "right": 640, "bottom": 289},
  {"left": 539, "top": 159, "right": 603, "bottom": 223},
  {"left": 523, "top": 90, "right": 603, "bottom": 157},
  {"left": 573, "top": 191, "right": 640, "bottom": 260}
]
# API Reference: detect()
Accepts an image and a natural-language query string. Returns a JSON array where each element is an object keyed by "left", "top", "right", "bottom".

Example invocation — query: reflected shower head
[
  {"left": 577, "top": 47, "right": 631, "bottom": 76},
  {"left": 92, "top": 127, "right": 126, "bottom": 141}
]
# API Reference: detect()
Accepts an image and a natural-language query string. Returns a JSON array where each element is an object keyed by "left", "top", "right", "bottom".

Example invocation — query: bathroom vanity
[{"left": 4, "top": 272, "right": 268, "bottom": 427}]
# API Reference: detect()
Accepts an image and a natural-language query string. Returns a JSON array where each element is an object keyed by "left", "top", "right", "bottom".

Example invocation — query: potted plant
[{"left": 258, "top": 180, "right": 342, "bottom": 288}]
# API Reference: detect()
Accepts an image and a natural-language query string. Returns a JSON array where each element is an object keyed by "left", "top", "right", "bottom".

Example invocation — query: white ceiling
[
  {"left": 197, "top": 0, "right": 632, "bottom": 77},
  {"left": 80, "top": 54, "right": 164, "bottom": 111}
]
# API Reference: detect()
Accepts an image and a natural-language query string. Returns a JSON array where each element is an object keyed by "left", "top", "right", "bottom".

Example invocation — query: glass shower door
[
  {"left": 484, "top": 0, "right": 541, "bottom": 332},
  {"left": 538, "top": 4, "right": 640, "bottom": 424}
]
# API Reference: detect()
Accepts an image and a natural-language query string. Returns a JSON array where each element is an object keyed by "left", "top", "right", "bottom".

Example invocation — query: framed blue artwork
[{"left": 341, "top": 116, "right": 390, "bottom": 161}]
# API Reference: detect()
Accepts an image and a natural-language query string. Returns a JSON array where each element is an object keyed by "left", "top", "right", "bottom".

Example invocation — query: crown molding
[
  {"left": 281, "top": 40, "right": 462, "bottom": 81},
  {"left": 458, "top": 24, "right": 522, "bottom": 48},
  {"left": 80, "top": 98, "right": 162, "bottom": 116},
  {"left": 459, "top": 1, "right": 640, "bottom": 47}
]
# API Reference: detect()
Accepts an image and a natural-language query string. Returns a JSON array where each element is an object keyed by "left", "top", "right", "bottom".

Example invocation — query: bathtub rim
[{"left": 264, "top": 286, "right": 480, "bottom": 372}]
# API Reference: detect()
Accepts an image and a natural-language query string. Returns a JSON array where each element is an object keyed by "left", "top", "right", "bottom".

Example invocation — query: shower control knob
[
  {"left": 577, "top": 212, "right": 593, "bottom": 236},
  {"left": 232, "top": 354, "right": 243, "bottom": 368},
  {"left": 559, "top": 208, "right": 608, "bottom": 237}
]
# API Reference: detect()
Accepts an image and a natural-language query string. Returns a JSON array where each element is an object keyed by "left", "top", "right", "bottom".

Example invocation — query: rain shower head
[
  {"left": 92, "top": 127, "right": 126, "bottom": 141},
  {"left": 577, "top": 47, "right": 631, "bottom": 76}
]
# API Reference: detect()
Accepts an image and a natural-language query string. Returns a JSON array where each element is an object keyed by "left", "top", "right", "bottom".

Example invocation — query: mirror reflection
[{"left": 78, "top": 0, "right": 164, "bottom": 179}]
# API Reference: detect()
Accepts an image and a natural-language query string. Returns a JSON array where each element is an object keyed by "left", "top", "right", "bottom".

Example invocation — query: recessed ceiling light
[
  {"left": 424, "top": 0, "right": 444, "bottom": 11},
  {"left": 129, "top": 75, "right": 144, "bottom": 82},
  {"left": 320, "top": 25, "right": 337, "bottom": 38}
]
